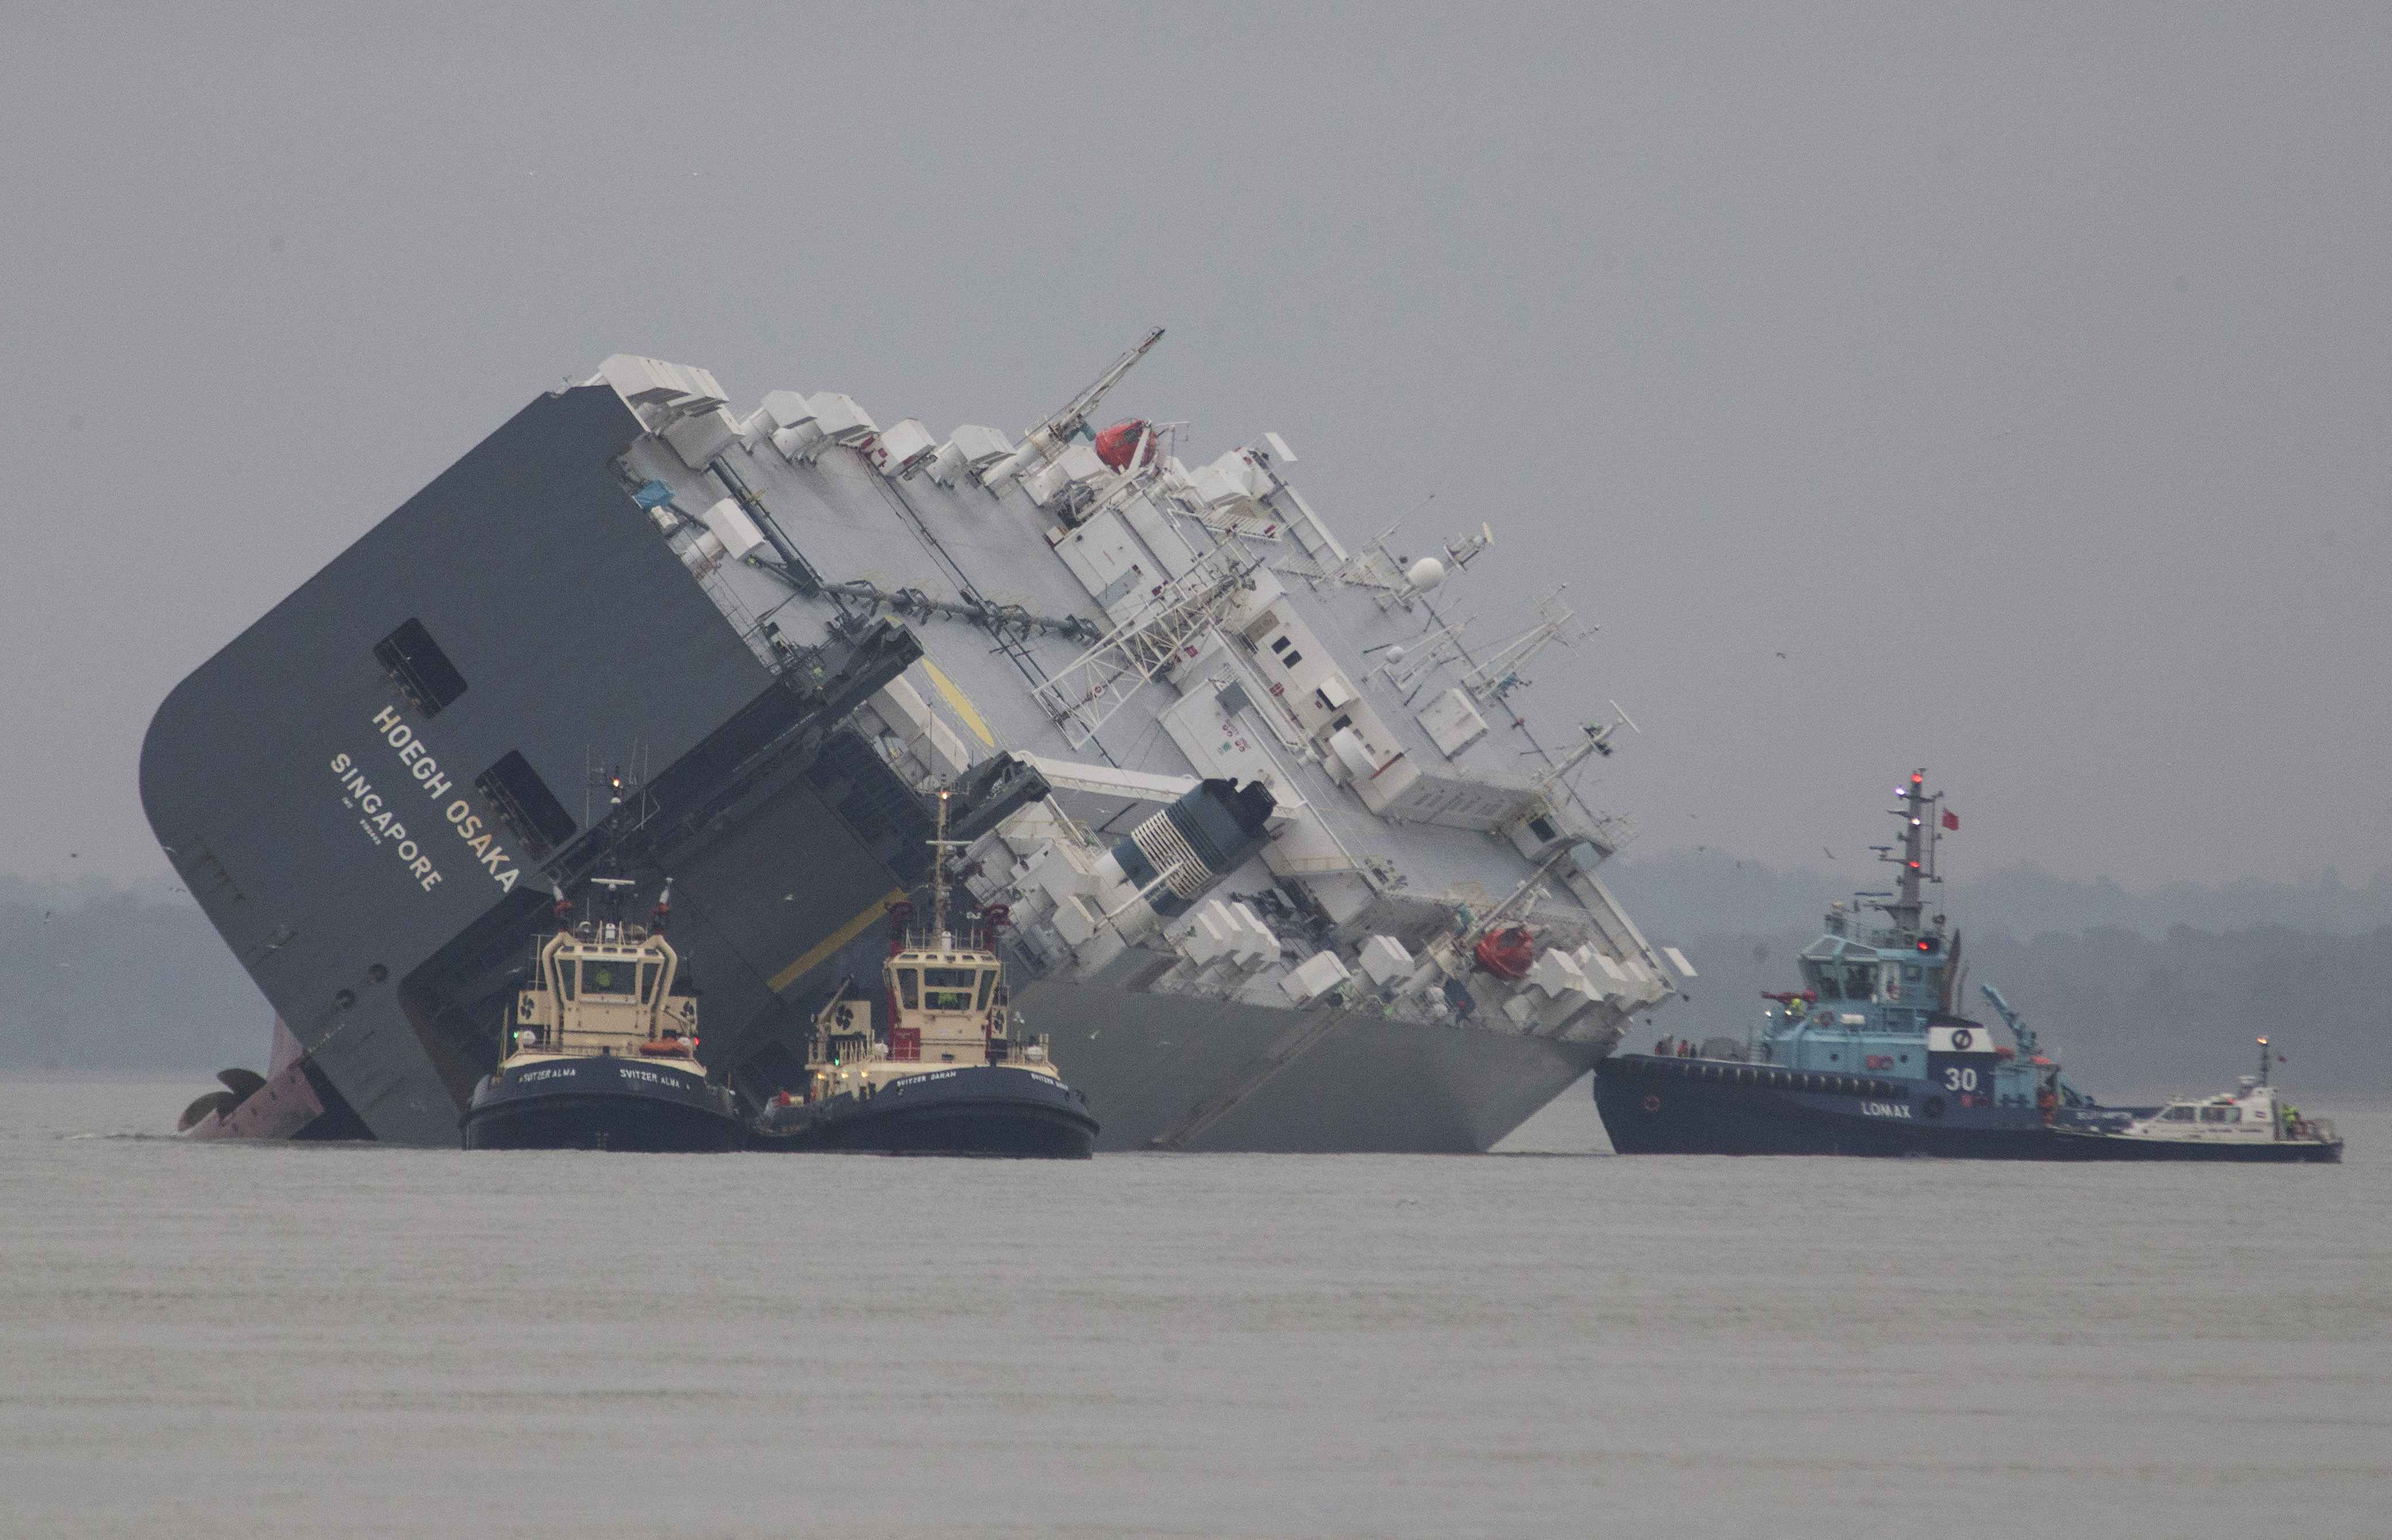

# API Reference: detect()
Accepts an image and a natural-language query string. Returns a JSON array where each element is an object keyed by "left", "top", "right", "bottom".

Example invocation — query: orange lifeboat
[
  {"left": 1472, "top": 925, "right": 1536, "bottom": 982},
  {"left": 1094, "top": 419, "right": 1158, "bottom": 470}
]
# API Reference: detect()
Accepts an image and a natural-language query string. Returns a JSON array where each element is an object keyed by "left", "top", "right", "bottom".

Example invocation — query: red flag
[{"left": 1941, "top": 809, "right": 1960, "bottom": 831}]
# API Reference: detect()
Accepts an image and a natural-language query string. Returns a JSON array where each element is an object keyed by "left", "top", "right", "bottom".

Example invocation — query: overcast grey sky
[{"left": 5, "top": 4, "right": 2387, "bottom": 893}]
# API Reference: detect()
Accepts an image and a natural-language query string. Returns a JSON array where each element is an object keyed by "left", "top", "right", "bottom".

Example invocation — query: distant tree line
[{"left": 4, "top": 875, "right": 2385, "bottom": 1097}]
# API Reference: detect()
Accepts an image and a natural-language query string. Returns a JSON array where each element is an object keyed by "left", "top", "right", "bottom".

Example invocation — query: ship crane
[
  {"left": 1979, "top": 983, "right": 2036, "bottom": 1060},
  {"left": 981, "top": 327, "right": 1166, "bottom": 491}
]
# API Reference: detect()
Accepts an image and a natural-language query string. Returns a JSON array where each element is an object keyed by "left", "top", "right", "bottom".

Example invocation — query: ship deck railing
[{"left": 524, "top": 1027, "right": 697, "bottom": 1060}]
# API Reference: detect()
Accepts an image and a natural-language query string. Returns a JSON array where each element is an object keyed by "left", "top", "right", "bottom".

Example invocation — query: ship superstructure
[{"left": 142, "top": 333, "right": 1687, "bottom": 1149}]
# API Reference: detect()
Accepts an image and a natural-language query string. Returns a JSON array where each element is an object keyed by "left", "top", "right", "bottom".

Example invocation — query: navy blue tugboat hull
[
  {"left": 462, "top": 1058, "right": 743, "bottom": 1152},
  {"left": 1594, "top": 1055, "right": 2340, "bottom": 1162},
  {"left": 752, "top": 1065, "right": 1098, "bottom": 1158}
]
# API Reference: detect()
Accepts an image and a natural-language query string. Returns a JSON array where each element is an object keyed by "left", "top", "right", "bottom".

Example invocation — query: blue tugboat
[{"left": 1595, "top": 770, "right": 2342, "bottom": 1162}]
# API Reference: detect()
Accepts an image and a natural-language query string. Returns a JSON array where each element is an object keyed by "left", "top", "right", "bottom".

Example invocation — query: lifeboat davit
[{"left": 1094, "top": 419, "right": 1158, "bottom": 470}]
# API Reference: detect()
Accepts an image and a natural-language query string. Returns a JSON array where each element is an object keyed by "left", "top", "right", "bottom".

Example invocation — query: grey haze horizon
[{"left": 5, "top": 5, "right": 2387, "bottom": 893}]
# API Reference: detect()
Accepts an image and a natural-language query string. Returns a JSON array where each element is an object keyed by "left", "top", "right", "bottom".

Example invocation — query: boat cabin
[
  {"left": 2124, "top": 1072, "right": 2332, "bottom": 1146},
  {"left": 792, "top": 934, "right": 1058, "bottom": 1107},
  {"left": 509, "top": 920, "right": 700, "bottom": 1067}
]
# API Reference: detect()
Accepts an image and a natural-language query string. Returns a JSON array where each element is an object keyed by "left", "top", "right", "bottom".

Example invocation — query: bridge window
[
  {"left": 895, "top": 969, "right": 919, "bottom": 1010},
  {"left": 976, "top": 971, "right": 997, "bottom": 1011},
  {"left": 581, "top": 959, "right": 638, "bottom": 996},
  {"left": 1802, "top": 963, "right": 1842, "bottom": 1000},
  {"left": 2164, "top": 1105, "right": 2196, "bottom": 1122},
  {"left": 1844, "top": 964, "right": 1877, "bottom": 998},
  {"left": 922, "top": 967, "right": 977, "bottom": 1011},
  {"left": 639, "top": 963, "right": 659, "bottom": 1003},
  {"left": 2200, "top": 1106, "right": 2240, "bottom": 1123}
]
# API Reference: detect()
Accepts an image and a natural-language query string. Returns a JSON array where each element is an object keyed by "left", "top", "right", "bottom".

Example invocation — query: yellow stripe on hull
[{"left": 769, "top": 888, "right": 910, "bottom": 993}]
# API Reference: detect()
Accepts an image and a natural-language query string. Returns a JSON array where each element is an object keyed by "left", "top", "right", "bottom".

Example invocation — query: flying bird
[{"left": 1823, "top": 847, "right": 1836, "bottom": 860}]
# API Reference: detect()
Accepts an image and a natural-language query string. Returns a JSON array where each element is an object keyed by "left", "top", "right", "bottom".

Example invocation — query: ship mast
[
  {"left": 926, "top": 788, "right": 962, "bottom": 945},
  {"left": 1878, "top": 768, "right": 1940, "bottom": 937}
]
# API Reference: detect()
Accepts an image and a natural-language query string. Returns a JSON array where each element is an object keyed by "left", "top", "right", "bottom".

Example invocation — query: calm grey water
[{"left": 2, "top": 1076, "right": 2384, "bottom": 1539}]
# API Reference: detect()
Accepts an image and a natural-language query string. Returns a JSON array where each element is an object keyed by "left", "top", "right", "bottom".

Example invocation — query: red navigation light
[
  {"left": 1908, "top": 860, "right": 1921, "bottom": 870},
  {"left": 1911, "top": 771, "right": 1924, "bottom": 784},
  {"left": 1917, "top": 939, "right": 1931, "bottom": 952}
]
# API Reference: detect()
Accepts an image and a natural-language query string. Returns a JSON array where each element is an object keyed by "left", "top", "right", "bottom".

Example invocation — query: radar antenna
[
  {"left": 1529, "top": 703, "right": 1639, "bottom": 798},
  {"left": 1460, "top": 587, "right": 1582, "bottom": 707}
]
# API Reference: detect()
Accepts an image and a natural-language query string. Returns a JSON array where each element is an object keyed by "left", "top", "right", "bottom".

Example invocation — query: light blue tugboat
[{"left": 1595, "top": 770, "right": 2342, "bottom": 1162}]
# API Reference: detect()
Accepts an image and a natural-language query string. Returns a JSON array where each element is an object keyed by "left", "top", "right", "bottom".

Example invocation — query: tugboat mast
[
  {"left": 1879, "top": 768, "right": 1941, "bottom": 937},
  {"left": 926, "top": 787, "right": 967, "bottom": 945}
]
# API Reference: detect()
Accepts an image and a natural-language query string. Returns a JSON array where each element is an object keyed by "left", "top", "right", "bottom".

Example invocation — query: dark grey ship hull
[
  {"left": 142, "top": 385, "right": 928, "bottom": 1145},
  {"left": 751, "top": 1065, "right": 1096, "bottom": 1158},
  {"left": 1595, "top": 1055, "right": 2341, "bottom": 1162},
  {"left": 463, "top": 1056, "right": 743, "bottom": 1153},
  {"left": 1020, "top": 967, "right": 1603, "bottom": 1153}
]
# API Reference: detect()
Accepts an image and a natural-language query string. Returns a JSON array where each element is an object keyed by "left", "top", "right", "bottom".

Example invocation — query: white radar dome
[{"left": 1406, "top": 557, "right": 1447, "bottom": 591}]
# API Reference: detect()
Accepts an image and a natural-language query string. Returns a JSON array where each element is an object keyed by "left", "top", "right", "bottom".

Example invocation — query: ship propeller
[{"left": 178, "top": 1090, "right": 237, "bottom": 1132}]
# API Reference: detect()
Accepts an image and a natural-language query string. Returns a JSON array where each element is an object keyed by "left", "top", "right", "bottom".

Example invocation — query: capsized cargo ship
[{"left": 142, "top": 332, "right": 1694, "bottom": 1149}]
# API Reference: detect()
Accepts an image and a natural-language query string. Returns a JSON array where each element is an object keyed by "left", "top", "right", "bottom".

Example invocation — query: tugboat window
[
  {"left": 581, "top": 959, "right": 637, "bottom": 995},
  {"left": 896, "top": 970, "right": 920, "bottom": 1010},
  {"left": 922, "top": 967, "right": 976, "bottom": 1010},
  {"left": 556, "top": 960, "right": 576, "bottom": 1000},
  {"left": 975, "top": 971, "right": 997, "bottom": 1011},
  {"left": 638, "top": 964, "right": 658, "bottom": 1003},
  {"left": 1844, "top": 964, "right": 1876, "bottom": 998}
]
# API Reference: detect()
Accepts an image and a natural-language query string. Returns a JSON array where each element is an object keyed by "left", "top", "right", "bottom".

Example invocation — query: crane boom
[
  {"left": 1045, "top": 326, "right": 1165, "bottom": 439},
  {"left": 1979, "top": 983, "right": 2036, "bottom": 1058},
  {"left": 980, "top": 327, "right": 1166, "bottom": 493}
]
